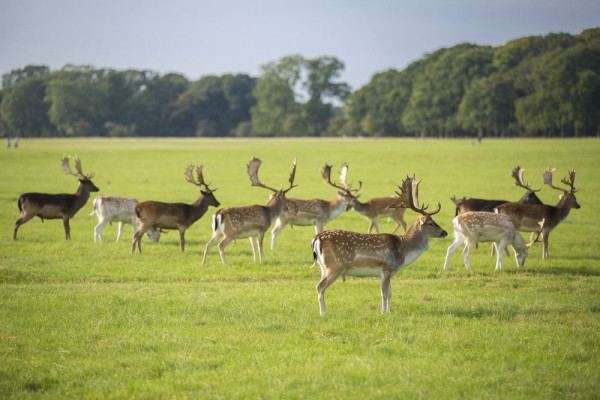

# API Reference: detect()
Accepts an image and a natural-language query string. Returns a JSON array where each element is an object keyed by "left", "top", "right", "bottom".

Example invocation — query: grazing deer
[
  {"left": 443, "top": 212, "right": 528, "bottom": 271},
  {"left": 451, "top": 166, "right": 543, "bottom": 215},
  {"left": 495, "top": 167, "right": 580, "bottom": 259},
  {"left": 13, "top": 155, "right": 99, "bottom": 240},
  {"left": 270, "top": 163, "right": 356, "bottom": 250},
  {"left": 90, "top": 195, "right": 161, "bottom": 243},
  {"left": 203, "top": 157, "right": 297, "bottom": 266},
  {"left": 132, "top": 165, "right": 219, "bottom": 253},
  {"left": 311, "top": 175, "right": 448, "bottom": 315}
]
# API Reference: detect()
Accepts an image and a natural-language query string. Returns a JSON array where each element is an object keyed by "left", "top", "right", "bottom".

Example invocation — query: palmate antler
[
  {"left": 392, "top": 175, "right": 441, "bottom": 216},
  {"left": 61, "top": 155, "right": 94, "bottom": 180},
  {"left": 544, "top": 167, "right": 580, "bottom": 194},
  {"left": 321, "top": 163, "right": 361, "bottom": 195},
  {"left": 184, "top": 165, "right": 217, "bottom": 193},
  {"left": 247, "top": 157, "right": 297, "bottom": 193},
  {"left": 512, "top": 166, "right": 540, "bottom": 192}
]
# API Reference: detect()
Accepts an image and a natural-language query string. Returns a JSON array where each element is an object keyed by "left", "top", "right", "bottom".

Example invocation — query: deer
[
  {"left": 90, "top": 195, "right": 161, "bottom": 243},
  {"left": 443, "top": 211, "right": 528, "bottom": 271},
  {"left": 13, "top": 155, "right": 99, "bottom": 240},
  {"left": 495, "top": 167, "right": 580, "bottom": 259},
  {"left": 311, "top": 175, "right": 448, "bottom": 315},
  {"left": 342, "top": 165, "right": 408, "bottom": 234},
  {"left": 270, "top": 163, "right": 356, "bottom": 250},
  {"left": 450, "top": 166, "right": 543, "bottom": 215},
  {"left": 131, "top": 165, "right": 219, "bottom": 253},
  {"left": 203, "top": 157, "right": 297, "bottom": 267}
]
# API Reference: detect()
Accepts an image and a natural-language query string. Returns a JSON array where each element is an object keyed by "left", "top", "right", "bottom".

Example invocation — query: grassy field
[{"left": 1, "top": 137, "right": 599, "bottom": 399}]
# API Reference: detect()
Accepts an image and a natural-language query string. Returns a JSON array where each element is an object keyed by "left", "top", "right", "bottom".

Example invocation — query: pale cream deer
[
  {"left": 203, "top": 157, "right": 297, "bottom": 266},
  {"left": 270, "top": 163, "right": 356, "bottom": 250},
  {"left": 443, "top": 211, "right": 528, "bottom": 271},
  {"left": 311, "top": 175, "right": 447, "bottom": 315},
  {"left": 495, "top": 167, "right": 580, "bottom": 259}
]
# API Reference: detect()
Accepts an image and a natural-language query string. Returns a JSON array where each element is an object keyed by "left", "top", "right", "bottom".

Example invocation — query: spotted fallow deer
[
  {"left": 443, "top": 212, "right": 528, "bottom": 271},
  {"left": 342, "top": 165, "right": 408, "bottom": 234},
  {"left": 270, "top": 163, "right": 356, "bottom": 250},
  {"left": 311, "top": 175, "right": 448, "bottom": 315},
  {"left": 495, "top": 167, "right": 580, "bottom": 259},
  {"left": 132, "top": 165, "right": 219, "bottom": 253},
  {"left": 203, "top": 157, "right": 297, "bottom": 266},
  {"left": 13, "top": 155, "right": 99, "bottom": 240}
]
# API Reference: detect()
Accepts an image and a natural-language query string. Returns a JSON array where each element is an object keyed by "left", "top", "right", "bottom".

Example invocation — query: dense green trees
[{"left": 1, "top": 28, "right": 599, "bottom": 138}]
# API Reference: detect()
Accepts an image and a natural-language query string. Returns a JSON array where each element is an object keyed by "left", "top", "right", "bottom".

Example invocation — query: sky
[{"left": 1, "top": 0, "right": 599, "bottom": 90}]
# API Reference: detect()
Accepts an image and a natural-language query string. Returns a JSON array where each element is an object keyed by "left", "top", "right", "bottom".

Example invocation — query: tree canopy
[{"left": 2, "top": 28, "right": 599, "bottom": 138}]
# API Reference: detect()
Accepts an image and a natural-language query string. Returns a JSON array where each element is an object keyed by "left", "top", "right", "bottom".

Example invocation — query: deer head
[
  {"left": 543, "top": 167, "right": 580, "bottom": 209},
  {"left": 184, "top": 164, "right": 220, "bottom": 207},
  {"left": 61, "top": 155, "right": 99, "bottom": 192}
]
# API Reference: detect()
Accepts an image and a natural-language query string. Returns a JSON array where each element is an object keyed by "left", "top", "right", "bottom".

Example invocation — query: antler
[
  {"left": 561, "top": 169, "right": 579, "bottom": 194},
  {"left": 512, "top": 166, "right": 540, "bottom": 192},
  {"left": 543, "top": 167, "right": 579, "bottom": 193},
  {"left": 284, "top": 158, "right": 297, "bottom": 193},
  {"left": 393, "top": 175, "right": 441, "bottom": 216},
  {"left": 450, "top": 196, "right": 465, "bottom": 206},
  {"left": 185, "top": 165, "right": 216, "bottom": 192},
  {"left": 322, "top": 163, "right": 348, "bottom": 192},
  {"left": 61, "top": 155, "right": 94, "bottom": 180},
  {"left": 526, "top": 218, "right": 546, "bottom": 248}
]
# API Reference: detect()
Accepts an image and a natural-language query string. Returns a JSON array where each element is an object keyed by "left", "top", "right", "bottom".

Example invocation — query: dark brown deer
[
  {"left": 311, "top": 175, "right": 447, "bottom": 315},
  {"left": 132, "top": 165, "right": 219, "bottom": 253},
  {"left": 13, "top": 155, "right": 99, "bottom": 240},
  {"left": 495, "top": 167, "right": 581, "bottom": 259},
  {"left": 451, "top": 166, "right": 543, "bottom": 215},
  {"left": 203, "top": 157, "right": 296, "bottom": 266},
  {"left": 270, "top": 163, "right": 355, "bottom": 250}
]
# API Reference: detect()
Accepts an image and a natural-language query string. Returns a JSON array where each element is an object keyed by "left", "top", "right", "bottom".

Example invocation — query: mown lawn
[{"left": 1, "top": 137, "right": 599, "bottom": 399}]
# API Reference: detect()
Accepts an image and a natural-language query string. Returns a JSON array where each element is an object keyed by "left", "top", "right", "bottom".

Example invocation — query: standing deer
[
  {"left": 132, "top": 165, "right": 219, "bottom": 253},
  {"left": 451, "top": 166, "right": 543, "bottom": 215},
  {"left": 311, "top": 175, "right": 448, "bottom": 315},
  {"left": 13, "top": 155, "right": 99, "bottom": 240},
  {"left": 203, "top": 157, "right": 297, "bottom": 266},
  {"left": 495, "top": 167, "right": 580, "bottom": 259},
  {"left": 270, "top": 163, "right": 356, "bottom": 250},
  {"left": 343, "top": 165, "right": 408, "bottom": 234},
  {"left": 90, "top": 195, "right": 161, "bottom": 243},
  {"left": 443, "top": 212, "right": 528, "bottom": 271}
]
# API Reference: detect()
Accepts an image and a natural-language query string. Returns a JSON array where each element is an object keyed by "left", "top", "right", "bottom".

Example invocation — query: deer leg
[
  {"left": 316, "top": 269, "right": 343, "bottom": 316},
  {"left": 93, "top": 219, "right": 108, "bottom": 243},
  {"left": 132, "top": 229, "right": 145, "bottom": 253},
  {"left": 63, "top": 218, "right": 71, "bottom": 240},
  {"left": 444, "top": 237, "right": 464, "bottom": 270},
  {"left": 249, "top": 236, "right": 258, "bottom": 262},
  {"left": 315, "top": 221, "right": 324, "bottom": 234},
  {"left": 217, "top": 236, "right": 234, "bottom": 267},
  {"left": 380, "top": 273, "right": 392, "bottom": 313},
  {"left": 542, "top": 231, "right": 550, "bottom": 259},
  {"left": 270, "top": 219, "right": 287, "bottom": 250},
  {"left": 462, "top": 241, "right": 476, "bottom": 270},
  {"left": 202, "top": 232, "right": 222, "bottom": 266},
  {"left": 495, "top": 241, "right": 507, "bottom": 270},
  {"left": 115, "top": 221, "right": 125, "bottom": 243},
  {"left": 257, "top": 233, "right": 265, "bottom": 262},
  {"left": 178, "top": 230, "right": 185, "bottom": 252},
  {"left": 13, "top": 213, "right": 35, "bottom": 240}
]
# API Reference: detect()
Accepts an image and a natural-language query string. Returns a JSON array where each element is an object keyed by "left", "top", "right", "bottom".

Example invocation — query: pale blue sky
[{"left": 1, "top": 0, "right": 599, "bottom": 90}]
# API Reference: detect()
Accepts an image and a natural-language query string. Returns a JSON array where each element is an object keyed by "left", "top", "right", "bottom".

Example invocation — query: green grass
[{"left": 1, "top": 137, "right": 599, "bottom": 399}]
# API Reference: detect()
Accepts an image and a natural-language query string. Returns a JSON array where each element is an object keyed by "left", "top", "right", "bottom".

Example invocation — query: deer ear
[{"left": 419, "top": 218, "right": 425, "bottom": 226}]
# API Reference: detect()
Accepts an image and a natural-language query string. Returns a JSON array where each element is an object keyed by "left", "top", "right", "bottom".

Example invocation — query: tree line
[{"left": 1, "top": 28, "right": 599, "bottom": 138}]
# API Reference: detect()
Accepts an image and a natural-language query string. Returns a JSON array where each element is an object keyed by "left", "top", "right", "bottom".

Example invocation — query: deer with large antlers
[
  {"left": 451, "top": 166, "right": 543, "bottom": 215},
  {"left": 311, "top": 175, "right": 447, "bottom": 315},
  {"left": 495, "top": 167, "right": 581, "bottom": 259},
  {"left": 270, "top": 163, "right": 355, "bottom": 250},
  {"left": 341, "top": 165, "right": 408, "bottom": 234},
  {"left": 13, "top": 155, "right": 99, "bottom": 240},
  {"left": 132, "top": 165, "right": 219, "bottom": 253},
  {"left": 203, "top": 157, "right": 296, "bottom": 266}
]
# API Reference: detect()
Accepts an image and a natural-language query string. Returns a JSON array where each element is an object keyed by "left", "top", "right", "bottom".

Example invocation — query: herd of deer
[{"left": 12, "top": 155, "right": 581, "bottom": 314}]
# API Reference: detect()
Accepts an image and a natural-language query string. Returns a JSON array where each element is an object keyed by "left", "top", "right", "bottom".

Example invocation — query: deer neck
[
  {"left": 352, "top": 199, "right": 369, "bottom": 216},
  {"left": 327, "top": 195, "right": 348, "bottom": 219},
  {"left": 551, "top": 194, "right": 574, "bottom": 225},
  {"left": 74, "top": 183, "right": 93, "bottom": 212},
  {"left": 399, "top": 218, "right": 431, "bottom": 252},
  {"left": 189, "top": 195, "right": 211, "bottom": 222},
  {"left": 264, "top": 194, "right": 285, "bottom": 225}
]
